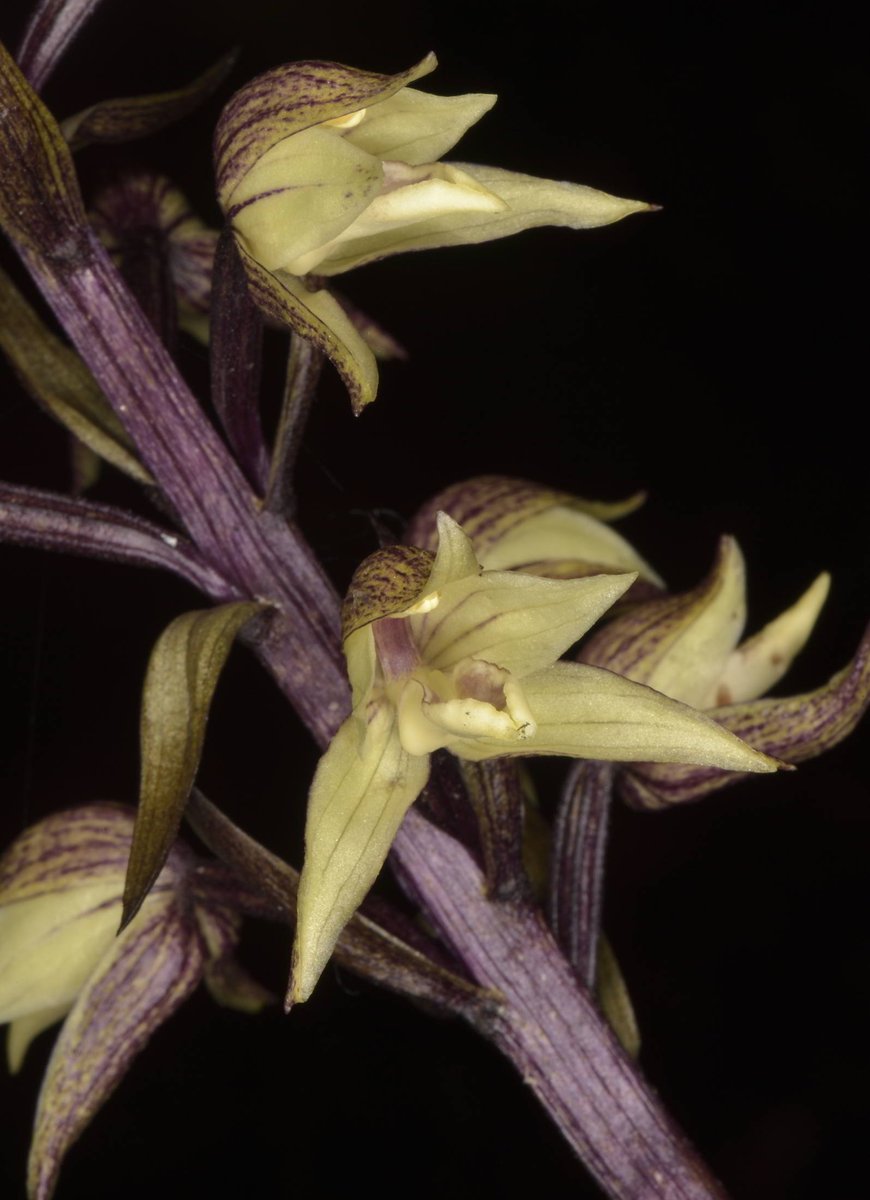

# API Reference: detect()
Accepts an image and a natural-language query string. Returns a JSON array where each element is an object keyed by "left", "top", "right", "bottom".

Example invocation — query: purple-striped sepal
[
  {"left": 406, "top": 474, "right": 662, "bottom": 599},
  {"left": 577, "top": 536, "right": 869, "bottom": 806},
  {"left": 0, "top": 804, "right": 257, "bottom": 1200}
]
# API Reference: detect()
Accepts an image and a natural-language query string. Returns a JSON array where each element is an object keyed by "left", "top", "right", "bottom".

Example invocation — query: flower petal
[
  {"left": 420, "top": 511, "right": 480, "bottom": 593},
  {"left": 315, "top": 162, "right": 656, "bottom": 275},
  {"left": 406, "top": 474, "right": 648, "bottom": 554},
  {"left": 291, "top": 707, "right": 430, "bottom": 1003},
  {"left": 406, "top": 476, "right": 662, "bottom": 599},
  {"left": 27, "top": 896, "right": 204, "bottom": 1200},
  {"left": 411, "top": 569, "right": 636, "bottom": 678},
  {"left": 0, "top": 885, "right": 120, "bottom": 1022},
  {"left": 345, "top": 87, "right": 497, "bottom": 164},
  {"left": 0, "top": 804, "right": 137, "bottom": 904},
  {"left": 235, "top": 245, "right": 379, "bottom": 413},
  {"left": 718, "top": 572, "right": 831, "bottom": 704},
  {"left": 620, "top": 622, "right": 870, "bottom": 807},
  {"left": 229, "top": 125, "right": 384, "bottom": 274},
  {"left": 215, "top": 54, "right": 437, "bottom": 211},
  {"left": 453, "top": 661, "right": 779, "bottom": 774},
  {"left": 581, "top": 536, "right": 747, "bottom": 708}
]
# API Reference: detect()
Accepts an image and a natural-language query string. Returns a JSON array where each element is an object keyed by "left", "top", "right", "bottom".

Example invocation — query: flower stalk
[{"left": 0, "top": 31, "right": 779, "bottom": 1200}]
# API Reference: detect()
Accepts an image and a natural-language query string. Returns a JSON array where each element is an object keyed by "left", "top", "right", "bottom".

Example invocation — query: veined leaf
[
  {"left": 0, "top": 264, "right": 152, "bottom": 483},
  {"left": 122, "top": 602, "right": 264, "bottom": 928}
]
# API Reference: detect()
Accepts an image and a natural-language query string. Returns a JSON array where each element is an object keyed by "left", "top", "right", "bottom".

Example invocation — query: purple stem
[
  {"left": 1, "top": 49, "right": 729, "bottom": 1198},
  {"left": 550, "top": 760, "right": 615, "bottom": 986},
  {"left": 396, "top": 808, "right": 728, "bottom": 1200}
]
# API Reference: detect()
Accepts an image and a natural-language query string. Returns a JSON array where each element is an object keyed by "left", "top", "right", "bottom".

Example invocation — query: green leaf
[
  {"left": 122, "top": 602, "right": 264, "bottom": 928},
  {"left": 0, "top": 37, "right": 87, "bottom": 252},
  {"left": 61, "top": 52, "right": 237, "bottom": 152},
  {"left": 596, "top": 935, "right": 640, "bottom": 1058},
  {"left": 0, "top": 264, "right": 152, "bottom": 483}
]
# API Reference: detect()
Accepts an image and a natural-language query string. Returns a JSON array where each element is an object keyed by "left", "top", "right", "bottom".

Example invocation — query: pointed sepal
[
  {"left": 27, "top": 895, "right": 205, "bottom": 1200},
  {"left": 291, "top": 708, "right": 430, "bottom": 1004},
  {"left": 620, "top": 623, "right": 870, "bottom": 807}
]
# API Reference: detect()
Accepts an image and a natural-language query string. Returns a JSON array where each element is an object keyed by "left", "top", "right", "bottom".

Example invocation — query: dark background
[{"left": 1, "top": 0, "right": 867, "bottom": 1197}]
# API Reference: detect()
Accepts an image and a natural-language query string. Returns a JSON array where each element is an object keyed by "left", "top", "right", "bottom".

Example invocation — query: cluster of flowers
[{"left": 1, "top": 30, "right": 867, "bottom": 1200}]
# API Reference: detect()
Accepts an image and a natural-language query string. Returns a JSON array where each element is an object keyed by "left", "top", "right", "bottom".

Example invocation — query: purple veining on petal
[
  {"left": 27, "top": 899, "right": 204, "bottom": 1200},
  {"left": 0, "top": 804, "right": 196, "bottom": 904},
  {"left": 619, "top": 623, "right": 870, "bottom": 808},
  {"left": 213, "top": 57, "right": 434, "bottom": 207}
]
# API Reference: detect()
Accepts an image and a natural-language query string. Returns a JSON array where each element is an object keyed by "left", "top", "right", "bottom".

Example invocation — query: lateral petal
[{"left": 718, "top": 573, "right": 831, "bottom": 704}]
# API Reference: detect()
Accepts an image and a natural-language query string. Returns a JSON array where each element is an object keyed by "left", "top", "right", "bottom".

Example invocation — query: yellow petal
[
  {"left": 229, "top": 125, "right": 383, "bottom": 274},
  {"left": 316, "top": 161, "right": 656, "bottom": 275},
  {"left": 717, "top": 572, "right": 831, "bottom": 704},
  {"left": 455, "top": 661, "right": 779, "bottom": 774},
  {"left": 0, "top": 884, "right": 121, "bottom": 1022},
  {"left": 411, "top": 569, "right": 636, "bottom": 679},
  {"left": 480, "top": 503, "right": 663, "bottom": 585},
  {"left": 418, "top": 512, "right": 480, "bottom": 595},
  {"left": 291, "top": 707, "right": 430, "bottom": 1003},
  {"left": 309, "top": 161, "right": 506, "bottom": 276},
  {"left": 235, "top": 244, "right": 378, "bottom": 413},
  {"left": 215, "top": 54, "right": 437, "bottom": 210},
  {"left": 345, "top": 87, "right": 497, "bottom": 165},
  {"left": 581, "top": 536, "right": 747, "bottom": 709}
]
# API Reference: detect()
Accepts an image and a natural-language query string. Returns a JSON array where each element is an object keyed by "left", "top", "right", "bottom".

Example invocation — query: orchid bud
[{"left": 90, "top": 171, "right": 218, "bottom": 344}]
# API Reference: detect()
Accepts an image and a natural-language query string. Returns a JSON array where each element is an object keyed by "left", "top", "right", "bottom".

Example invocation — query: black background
[{"left": 1, "top": 1, "right": 867, "bottom": 1197}]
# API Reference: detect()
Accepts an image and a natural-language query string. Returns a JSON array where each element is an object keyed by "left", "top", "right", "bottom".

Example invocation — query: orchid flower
[
  {"left": 0, "top": 805, "right": 263, "bottom": 1200},
  {"left": 291, "top": 516, "right": 777, "bottom": 1002},
  {"left": 579, "top": 536, "right": 870, "bottom": 806},
  {"left": 214, "top": 55, "right": 657, "bottom": 410}
]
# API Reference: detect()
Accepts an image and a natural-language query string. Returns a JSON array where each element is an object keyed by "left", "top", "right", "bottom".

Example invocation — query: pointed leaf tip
[{"left": 122, "top": 602, "right": 264, "bottom": 928}]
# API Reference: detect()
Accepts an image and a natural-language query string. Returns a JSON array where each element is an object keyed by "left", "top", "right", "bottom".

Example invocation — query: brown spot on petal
[{"left": 716, "top": 685, "right": 733, "bottom": 706}]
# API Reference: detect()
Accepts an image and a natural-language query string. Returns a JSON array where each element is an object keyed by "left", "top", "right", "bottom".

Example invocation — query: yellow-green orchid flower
[
  {"left": 579, "top": 536, "right": 870, "bottom": 806},
  {"left": 291, "top": 516, "right": 777, "bottom": 1002},
  {"left": 0, "top": 805, "right": 261, "bottom": 1200},
  {"left": 214, "top": 56, "right": 656, "bottom": 412}
]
